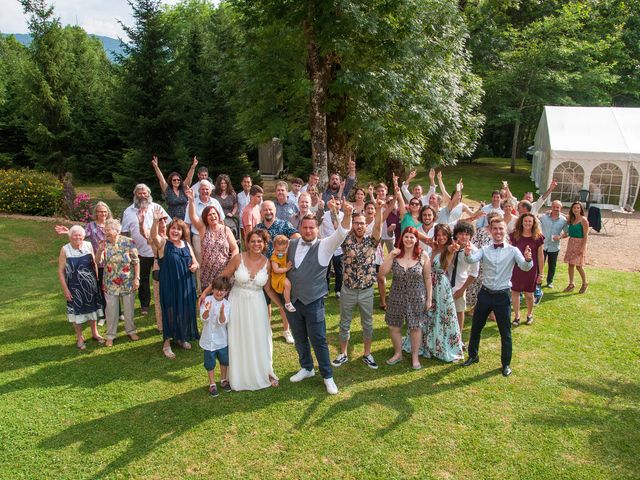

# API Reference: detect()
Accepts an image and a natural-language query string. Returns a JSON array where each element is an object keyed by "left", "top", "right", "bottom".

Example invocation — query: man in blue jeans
[
  {"left": 286, "top": 200, "right": 353, "bottom": 394},
  {"left": 462, "top": 217, "right": 533, "bottom": 377}
]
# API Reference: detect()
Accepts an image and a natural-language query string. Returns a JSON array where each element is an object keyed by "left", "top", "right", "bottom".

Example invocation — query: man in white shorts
[{"left": 449, "top": 221, "right": 479, "bottom": 344}]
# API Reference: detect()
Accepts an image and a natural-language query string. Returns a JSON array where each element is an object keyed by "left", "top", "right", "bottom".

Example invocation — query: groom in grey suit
[{"left": 286, "top": 200, "right": 353, "bottom": 394}]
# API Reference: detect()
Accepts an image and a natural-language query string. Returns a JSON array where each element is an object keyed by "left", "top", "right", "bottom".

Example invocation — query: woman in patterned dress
[
  {"left": 420, "top": 224, "right": 464, "bottom": 362},
  {"left": 57, "top": 225, "right": 104, "bottom": 350},
  {"left": 96, "top": 219, "right": 140, "bottom": 347},
  {"left": 55, "top": 201, "right": 112, "bottom": 324},
  {"left": 379, "top": 227, "right": 432, "bottom": 370},
  {"left": 186, "top": 188, "right": 239, "bottom": 288}
]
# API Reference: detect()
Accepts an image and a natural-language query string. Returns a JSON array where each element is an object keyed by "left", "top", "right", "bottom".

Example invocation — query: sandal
[
  {"left": 563, "top": 283, "right": 575, "bottom": 292},
  {"left": 178, "top": 341, "right": 191, "bottom": 350},
  {"left": 76, "top": 339, "right": 86, "bottom": 350},
  {"left": 512, "top": 317, "right": 521, "bottom": 326},
  {"left": 525, "top": 315, "right": 534, "bottom": 325},
  {"left": 386, "top": 357, "right": 402, "bottom": 365},
  {"left": 92, "top": 335, "right": 106, "bottom": 345},
  {"left": 269, "top": 376, "right": 279, "bottom": 387},
  {"left": 162, "top": 346, "right": 176, "bottom": 359},
  {"left": 379, "top": 304, "right": 387, "bottom": 311},
  {"left": 578, "top": 283, "right": 589, "bottom": 294},
  {"left": 105, "top": 339, "right": 113, "bottom": 347},
  {"left": 128, "top": 333, "right": 140, "bottom": 341}
]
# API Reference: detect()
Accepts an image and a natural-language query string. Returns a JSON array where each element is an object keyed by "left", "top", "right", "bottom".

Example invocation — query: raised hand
[
  {"left": 408, "top": 169, "right": 417, "bottom": 181},
  {"left": 219, "top": 303, "right": 226, "bottom": 323},
  {"left": 151, "top": 155, "right": 158, "bottom": 168},
  {"left": 550, "top": 179, "right": 558, "bottom": 189},
  {"left": 436, "top": 170, "right": 443, "bottom": 181},
  {"left": 348, "top": 157, "right": 356, "bottom": 174},
  {"left": 184, "top": 186, "right": 194, "bottom": 200},
  {"left": 390, "top": 247, "right": 401, "bottom": 257},
  {"left": 54, "top": 225, "right": 69, "bottom": 235},
  {"left": 376, "top": 198, "right": 385, "bottom": 209},
  {"left": 326, "top": 196, "right": 336, "bottom": 212},
  {"left": 342, "top": 200, "right": 354, "bottom": 216},
  {"left": 368, "top": 184, "right": 375, "bottom": 198},
  {"left": 204, "top": 300, "right": 212, "bottom": 311},
  {"left": 457, "top": 178, "right": 463, "bottom": 191},
  {"left": 464, "top": 240, "right": 472, "bottom": 256},
  {"left": 391, "top": 172, "right": 399, "bottom": 186},
  {"left": 340, "top": 178, "right": 346, "bottom": 190},
  {"left": 524, "top": 244, "right": 532, "bottom": 262},
  {"left": 428, "top": 168, "right": 435, "bottom": 181},
  {"left": 152, "top": 205, "right": 165, "bottom": 220},
  {"left": 192, "top": 156, "right": 198, "bottom": 167}
]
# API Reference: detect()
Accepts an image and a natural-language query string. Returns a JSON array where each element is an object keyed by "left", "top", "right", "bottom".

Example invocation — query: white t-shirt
[{"left": 199, "top": 296, "right": 229, "bottom": 351}]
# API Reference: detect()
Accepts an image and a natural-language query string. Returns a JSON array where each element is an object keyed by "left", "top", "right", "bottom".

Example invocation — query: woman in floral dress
[
  {"left": 97, "top": 219, "right": 140, "bottom": 347},
  {"left": 186, "top": 189, "right": 239, "bottom": 288},
  {"left": 420, "top": 224, "right": 464, "bottom": 362}
]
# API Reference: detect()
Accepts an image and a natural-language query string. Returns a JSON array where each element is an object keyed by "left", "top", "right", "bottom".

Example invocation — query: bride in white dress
[{"left": 214, "top": 228, "right": 282, "bottom": 391}]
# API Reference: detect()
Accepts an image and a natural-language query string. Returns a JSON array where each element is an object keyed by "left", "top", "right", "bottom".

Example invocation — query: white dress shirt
[
  {"left": 320, "top": 210, "right": 344, "bottom": 256},
  {"left": 121, "top": 202, "right": 168, "bottom": 257},
  {"left": 464, "top": 243, "right": 532, "bottom": 291},
  {"left": 447, "top": 244, "right": 479, "bottom": 294},
  {"left": 294, "top": 225, "right": 350, "bottom": 268}
]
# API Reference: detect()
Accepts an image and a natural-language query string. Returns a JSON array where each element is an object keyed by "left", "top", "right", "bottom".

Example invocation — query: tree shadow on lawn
[
  {"left": 37, "top": 357, "right": 499, "bottom": 478},
  {"left": 0, "top": 341, "right": 195, "bottom": 396},
  {"left": 526, "top": 378, "right": 639, "bottom": 478},
  {"left": 315, "top": 363, "right": 498, "bottom": 436}
]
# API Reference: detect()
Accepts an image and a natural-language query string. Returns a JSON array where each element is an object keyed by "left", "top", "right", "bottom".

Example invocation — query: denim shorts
[{"left": 203, "top": 346, "right": 229, "bottom": 371}]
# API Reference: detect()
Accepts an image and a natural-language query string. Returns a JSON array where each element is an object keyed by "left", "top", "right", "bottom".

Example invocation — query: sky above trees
[{"left": 0, "top": 0, "right": 187, "bottom": 38}]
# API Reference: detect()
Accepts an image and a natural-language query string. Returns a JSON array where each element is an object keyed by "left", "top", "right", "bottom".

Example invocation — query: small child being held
[
  {"left": 270, "top": 235, "right": 296, "bottom": 312},
  {"left": 199, "top": 276, "right": 232, "bottom": 397}
]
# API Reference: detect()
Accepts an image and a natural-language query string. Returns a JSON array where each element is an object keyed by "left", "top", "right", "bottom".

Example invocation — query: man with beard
[
  {"left": 287, "top": 200, "right": 354, "bottom": 394},
  {"left": 332, "top": 201, "right": 383, "bottom": 370},
  {"left": 121, "top": 184, "right": 169, "bottom": 316},
  {"left": 184, "top": 180, "right": 224, "bottom": 292},
  {"left": 322, "top": 158, "right": 357, "bottom": 206}
]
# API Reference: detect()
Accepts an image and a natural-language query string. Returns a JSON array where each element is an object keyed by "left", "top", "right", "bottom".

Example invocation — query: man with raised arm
[
  {"left": 462, "top": 217, "right": 533, "bottom": 377},
  {"left": 287, "top": 200, "right": 354, "bottom": 394}
]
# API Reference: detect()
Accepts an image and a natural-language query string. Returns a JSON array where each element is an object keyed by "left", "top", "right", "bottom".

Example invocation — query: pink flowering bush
[{"left": 69, "top": 192, "right": 95, "bottom": 223}]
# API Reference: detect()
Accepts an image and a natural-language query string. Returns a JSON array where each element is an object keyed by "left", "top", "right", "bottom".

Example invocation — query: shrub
[
  {"left": 0, "top": 168, "right": 64, "bottom": 216},
  {"left": 69, "top": 192, "right": 95, "bottom": 223}
]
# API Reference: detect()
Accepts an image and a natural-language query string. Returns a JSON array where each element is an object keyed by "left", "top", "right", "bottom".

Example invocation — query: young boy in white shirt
[{"left": 199, "top": 276, "right": 232, "bottom": 397}]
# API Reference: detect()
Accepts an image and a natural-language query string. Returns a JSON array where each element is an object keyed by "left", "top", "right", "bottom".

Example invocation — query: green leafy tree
[
  {"left": 18, "top": 0, "right": 73, "bottom": 176},
  {"left": 0, "top": 36, "right": 31, "bottom": 168},
  {"left": 226, "top": 0, "right": 483, "bottom": 183},
  {"left": 113, "top": 0, "right": 178, "bottom": 199}
]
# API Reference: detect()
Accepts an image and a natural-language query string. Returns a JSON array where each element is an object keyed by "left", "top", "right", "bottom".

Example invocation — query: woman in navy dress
[
  {"left": 57, "top": 225, "right": 105, "bottom": 350},
  {"left": 151, "top": 208, "right": 199, "bottom": 359}
]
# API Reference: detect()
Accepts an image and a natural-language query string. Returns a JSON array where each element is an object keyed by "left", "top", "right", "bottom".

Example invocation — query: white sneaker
[
  {"left": 97, "top": 318, "right": 105, "bottom": 327},
  {"left": 283, "top": 329, "right": 295, "bottom": 344},
  {"left": 324, "top": 377, "right": 339, "bottom": 394},
  {"left": 290, "top": 368, "right": 315, "bottom": 382}
]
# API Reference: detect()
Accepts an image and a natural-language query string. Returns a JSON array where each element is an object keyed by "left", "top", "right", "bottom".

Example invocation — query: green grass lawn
[{"left": 1, "top": 217, "right": 638, "bottom": 479}]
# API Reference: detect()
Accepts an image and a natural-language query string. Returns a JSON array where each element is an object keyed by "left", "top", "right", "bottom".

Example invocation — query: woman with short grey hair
[
  {"left": 96, "top": 219, "right": 141, "bottom": 347},
  {"left": 57, "top": 225, "right": 104, "bottom": 350}
]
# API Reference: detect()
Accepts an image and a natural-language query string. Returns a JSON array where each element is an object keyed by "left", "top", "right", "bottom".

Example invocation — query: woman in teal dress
[
  {"left": 151, "top": 209, "right": 199, "bottom": 359},
  {"left": 420, "top": 224, "right": 464, "bottom": 362}
]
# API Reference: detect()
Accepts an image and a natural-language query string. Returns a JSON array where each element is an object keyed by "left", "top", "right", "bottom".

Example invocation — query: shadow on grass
[
  {"left": 315, "top": 364, "right": 498, "bottom": 436},
  {"left": 527, "top": 378, "right": 639, "bottom": 478},
  {"left": 36, "top": 350, "right": 499, "bottom": 478},
  {"left": 0, "top": 341, "right": 195, "bottom": 395}
]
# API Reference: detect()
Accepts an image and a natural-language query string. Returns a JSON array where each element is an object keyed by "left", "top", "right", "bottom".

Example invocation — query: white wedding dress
[{"left": 228, "top": 257, "right": 278, "bottom": 391}]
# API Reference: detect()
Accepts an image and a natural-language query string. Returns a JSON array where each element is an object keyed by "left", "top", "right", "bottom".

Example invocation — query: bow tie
[
  {"left": 302, "top": 241, "right": 315, "bottom": 247},
  {"left": 493, "top": 243, "right": 504, "bottom": 249}
]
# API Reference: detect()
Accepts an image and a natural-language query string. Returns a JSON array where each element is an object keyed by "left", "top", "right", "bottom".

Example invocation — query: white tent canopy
[{"left": 531, "top": 106, "right": 640, "bottom": 210}]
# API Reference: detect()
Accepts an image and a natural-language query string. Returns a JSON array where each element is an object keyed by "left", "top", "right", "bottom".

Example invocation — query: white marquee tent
[{"left": 531, "top": 106, "right": 640, "bottom": 210}]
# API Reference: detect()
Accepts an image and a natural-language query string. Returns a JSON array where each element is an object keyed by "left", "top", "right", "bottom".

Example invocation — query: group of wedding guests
[{"left": 56, "top": 156, "right": 590, "bottom": 395}]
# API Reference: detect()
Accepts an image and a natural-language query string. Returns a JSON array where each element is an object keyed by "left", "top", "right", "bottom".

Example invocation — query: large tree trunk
[
  {"left": 510, "top": 116, "right": 520, "bottom": 174},
  {"left": 327, "top": 101, "right": 351, "bottom": 178},
  {"left": 304, "top": 11, "right": 332, "bottom": 188}
]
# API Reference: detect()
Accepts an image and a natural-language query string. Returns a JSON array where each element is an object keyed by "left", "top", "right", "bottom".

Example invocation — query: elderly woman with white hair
[
  {"left": 57, "top": 225, "right": 105, "bottom": 350},
  {"left": 96, "top": 219, "right": 141, "bottom": 347}
]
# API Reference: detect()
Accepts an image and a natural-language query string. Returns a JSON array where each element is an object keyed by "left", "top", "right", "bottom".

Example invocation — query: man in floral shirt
[{"left": 331, "top": 199, "right": 383, "bottom": 370}]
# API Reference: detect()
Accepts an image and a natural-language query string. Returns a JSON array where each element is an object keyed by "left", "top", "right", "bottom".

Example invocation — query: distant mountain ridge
[{"left": 2, "top": 33, "right": 125, "bottom": 61}]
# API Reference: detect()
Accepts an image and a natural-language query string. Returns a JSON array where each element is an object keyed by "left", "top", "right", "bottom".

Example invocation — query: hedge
[{"left": 0, "top": 168, "right": 64, "bottom": 216}]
